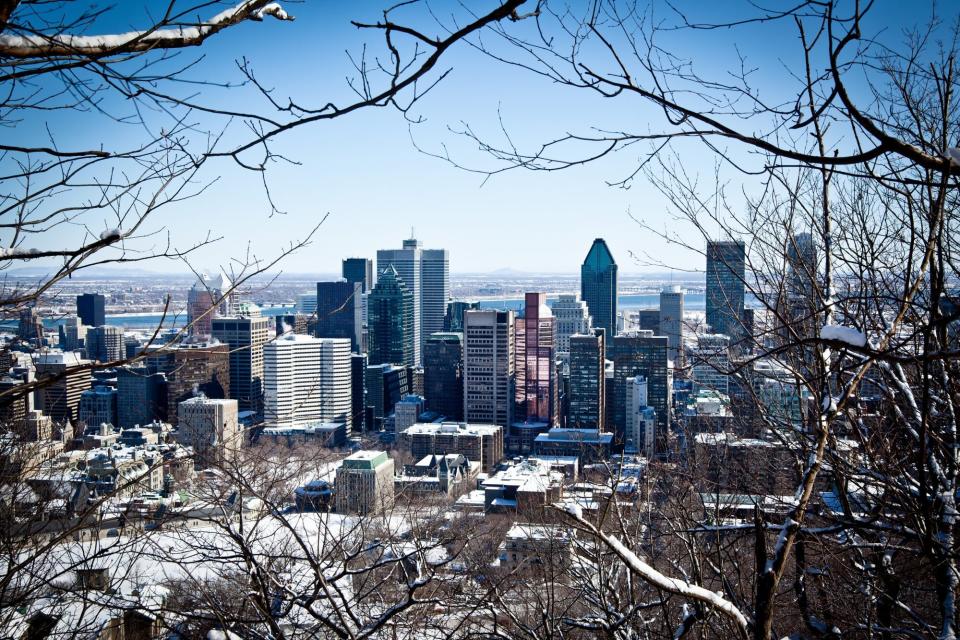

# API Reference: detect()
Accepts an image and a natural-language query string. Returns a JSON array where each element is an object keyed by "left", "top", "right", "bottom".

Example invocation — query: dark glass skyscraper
[
  {"left": 610, "top": 331, "right": 669, "bottom": 445},
  {"left": 581, "top": 238, "right": 618, "bottom": 339},
  {"left": 424, "top": 332, "right": 463, "bottom": 421},
  {"left": 705, "top": 240, "right": 746, "bottom": 339},
  {"left": 76, "top": 293, "right": 105, "bottom": 327},
  {"left": 568, "top": 328, "right": 605, "bottom": 429},
  {"left": 342, "top": 258, "right": 375, "bottom": 293},
  {"left": 315, "top": 281, "right": 362, "bottom": 350},
  {"left": 367, "top": 266, "right": 415, "bottom": 366}
]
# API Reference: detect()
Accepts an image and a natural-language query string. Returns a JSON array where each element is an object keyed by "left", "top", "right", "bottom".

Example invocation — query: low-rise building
[
  {"left": 532, "top": 428, "right": 613, "bottom": 463},
  {"left": 394, "top": 453, "right": 478, "bottom": 498},
  {"left": 400, "top": 422, "right": 504, "bottom": 473},
  {"left": 499, "top": 523, "right": 574, "bottom": 574},
  {"left": 257, "top": 422, "right": 347, "bottom": 448},
  {"left": 482, "top": 458, "right": 564, "bottom": 514}
]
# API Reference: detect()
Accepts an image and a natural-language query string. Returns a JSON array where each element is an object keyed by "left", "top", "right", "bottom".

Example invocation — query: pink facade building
[{"left": 514, "top": 292, "right": 557, "bottom": 426}]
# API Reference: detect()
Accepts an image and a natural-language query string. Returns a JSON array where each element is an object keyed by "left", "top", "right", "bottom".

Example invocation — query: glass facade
[
  {"left": 705, "top": 240, "right": 746, "bottom": 339},
  {"left": 581, "top": 238, "right": 618, "bottom": 340},
  {"left": 514, "top": 293, "right": 556, "bottom": 425},
  {"left": 367, "top": 266, "right": 415, "bottom": 367}
]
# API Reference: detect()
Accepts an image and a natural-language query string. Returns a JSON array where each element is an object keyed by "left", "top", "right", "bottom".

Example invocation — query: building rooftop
[
  {"left": 402, "top": 421, "right": 501, "bottom": 437},
  {"left": 342, "top": 450, "right": 390, "bottom": 470}
]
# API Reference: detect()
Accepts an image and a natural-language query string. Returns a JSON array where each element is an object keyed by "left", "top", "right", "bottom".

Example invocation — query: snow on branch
[
  {"left": 821, "top": 324, "right": 867, "bottom": 348},
  {"left": 0, "top": 0, "right": 294, "bottom": 59}
]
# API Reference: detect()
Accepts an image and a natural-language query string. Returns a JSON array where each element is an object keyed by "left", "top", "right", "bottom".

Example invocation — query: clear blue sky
[{"left": 6, "top": 0, "right": 931, "bottom": 275}]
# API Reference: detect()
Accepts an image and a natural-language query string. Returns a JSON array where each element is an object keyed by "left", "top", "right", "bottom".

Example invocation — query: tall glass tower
[
  {"left": 581, "top": 239, "right": 618, "bottom": 340},
  {"left": 367, "top": 266, "right": 415, "bottom": 367},
  {"left": 705, "top": 240, "right": 746, "bottom": 339},
  {"left": 515, "top": 293, "right": 556, "bottom": 426}
]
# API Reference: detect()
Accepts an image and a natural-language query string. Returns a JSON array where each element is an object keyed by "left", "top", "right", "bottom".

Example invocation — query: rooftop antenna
[{"left": 410, "top": 226, "right": 415, "bottom": 239}]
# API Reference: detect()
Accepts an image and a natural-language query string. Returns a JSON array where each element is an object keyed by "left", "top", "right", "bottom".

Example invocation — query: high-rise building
[
  {"left": 365, "top": 363, "right": 410, "bottom": 429},
  {"left": 568, "top": 328, "right": 605, "bottom": 429},
  {"left": 59, "top": 317, "right": 87, "bottom": 352},
  {"left": 394, "top": 394, "right": 424, "bottom": 433},
  {"left": 212, "top": 312, "right": 270, "bottom": 413},
  {"left": 296, "top": 292, "right": 317, "bottom": 316},
  {"left": 143, "top": 340, "right": 230, "bottom": 426},
  {"left": 464, "top": 309, "right": 514, "bottom": 428},
  {"left": 706, "top": 240, "right": 746, "bottom": 340},
  {"left": 176, "top": 396, "right": 241, "bottom": 467},
  {"left": 335, "top": 450, "right": 394, "bottom": 515},
  {"left": 378, "top": 237, "right": 449, "bottom": 365},
  {"left": 78, "top": 386, "right": 118, "bottom": 427},
  {"left": 786, "top": 232, "right": 817, "bottom": 299},
  {"left": 342, "top": 257, "right": 375, "bottom": 293},
  {"left": 515, "top": 293, "right": 556, "bottom": 426},
  {"left": 263, "top": 335, "right": 352, "bottom": 428},
  {"left": 581, "top": 238, "right": 618, "bottom": 340},
  {"left": 626, "top": 376, "right": 657, "bottom": 457},
  {"left": 659, "top": 286, "right": 685, "bottom": 363},
  {"left": 421, "top": 247, "right": 450, "bottom": 347},
  {"left": 18, "top": 306, "right": 43, "bottom": 345},
  {"left": 423, "top": 332, "right": 463, "bottom": 421},
  {"left": 85, "top": 325, "right": 124, "bottom": 362},
  {"left": 551, "top": 294, "right": 591, "bottom": 355},
  {"left": 691, "top": 334, "right": 731, "bottom": 395},
  {"left": 187, "top": 272, "right": 233, "bottom": 337},
  {"left": 275, "top": 313, "right": 312, "bottom": 337},
  {"left": 610, "top": 331, "right": 669, "bottom": 445},
  {"left": 636, "top": 309, "right": 660, "bottom": 334},
  {"left": 367, "top": 266, "right": 415, "bottom": 367},
  {"left": 35, "top": 351, "right": 91, "bottom": 425},
  {"left": 315, "top": 281, "right": 362, "bottom": 351},
  {"left": 350, "top": 353, "right": 367, "bottom": 431},
  {"left": 444, "top": 300, "right": 480, "bottom": 332},
  {"left": 117, "top": 365, "right": 167, "bottom": 427},
  {"left": 76, "top": 293, "right": 106, "bottom": 328}
]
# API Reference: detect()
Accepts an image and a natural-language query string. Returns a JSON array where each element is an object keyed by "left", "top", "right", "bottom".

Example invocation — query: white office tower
[
  {"left": 659, "top": 286, "right": 684, "bottom": 364},
  {"left": 296, "top": 292, "right": 318, "bottom": 315},
  {"left": 692, "top": 333, "right": 731, "bottom": 394},
  {"left": 551, "top": 294, "right": 591, "bottom": 354},
  {"left": 626, "top": 376, "right": 657, "bottom": 457},
  {"left": 177, "top": 396, "right": 241, "bottom": 466},
  {"left": 377, "top": 237, "right": 450, "bottom": 366},
  {"left": 263, "top": 335, "right": 352, "bottom": 428},
  {"left": 463, "top": 310, "right": 515, "bottom": 428}
]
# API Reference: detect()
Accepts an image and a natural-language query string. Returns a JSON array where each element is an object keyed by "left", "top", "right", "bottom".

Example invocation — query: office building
[
  {"left": 367, "top": 266, "right": 415, "bottom": 366},
  {"left": 378, "top": 237, "right": 449, "bottom": 365},
  {"left": 400, "top": 421, "right": 504, "bottom": 473},
  {"left": 581, "top": 238, "right": 618, "bottom": 340},
  {"left": 351, "top": 353, "right": 367, "bottom": 431},
  {"left": 18, "top": 306, "right": 43, "bottom": 345},
  {"left": 377, "top": 238, "right": 423, "bottom": 364},
  {"left": 335, "top": 450, "right": 395, "bottom": 515},
  {"left": 394, "top": 394, "right": 425, "bottom": 433},
  {"left": 626, "top": 376, "right": 657, "bottom": 457},
  {"left": 659, "top": 286, "right": 684, "bottom": 363},
  {"left": 296, "top": 292, "right": 317, "bottom": 315},
  {"left": 706, "top": 240, "right": 746, "bottom": 340},
  {"left": 117, "top": 366, "right": 167, "bottom": 427},
  {"left": 76, "top": 293, "right": 106, "bottom": 328},
  {"left": 691, "top": 334, "right": 731, "bottom": 395},
  {"left": 263, "top": 335, "right": 352, "bottom": 428},
  {"left": 444, "top": 301, "right": 480, "bottom": 332},
  {"left": 275, "top": 313, "right": 312, "bottom": 337},
  {"left": 315, "top": 281, "right": 362, "bottom": 350},
  {"left": 143, "top": 340, "right": 230, "bottom": 426},
  {"left": 610, "top": 332, "right": 670, "bottom": 444},
  {"left": 551, "top": 294, "right": 591, "bottom": 355},
  {"left": 35, "top": 351, "right": 91, "bottom": 425},
  {"left": 85, "top": 325, "right": 124, "bottom": 362},
  {"left": 176, "top": 396, "right": 241, "bottom": 466},
  {"left": 637, "top": 309, "right": 660, "bottom": 334},
  {"left": 567, "top": 328, "right": 605, "bottom": 429},
  {"left": 212, "top": 312, "right": 270, "bottom": 413},
  {"left": 533, "top": 428, "right": 613, "bottom": 463},
  {"left": 365, "top": 363, "right": 410, "bottom": 429},
  {"left": 59, "top": 317, "right": 87, "bottom": 352},
  {"left": 187, "top": 271, "right": 233, "bottom": 337},
  {"left": 514, "top": 293, "right": 556, "bottom": 426},
  {"left": 423, "top": 332, "right": 463, "bottom": 420},
  {"left": 464, "top": 309, "right": 515, "bottom": 428},
  {"left": 343, "top": 257, "right": 375, "bottom": 293},
  {"left": 78, "top": 386, "right": 118, "bottom": 428}
]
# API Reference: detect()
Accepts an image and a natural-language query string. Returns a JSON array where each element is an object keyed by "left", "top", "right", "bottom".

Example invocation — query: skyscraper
[
  {"left": 423, "top": 332, "right": 464, "bottom": 421},
  {"left": 705, "top": 240, "right": 746, "bottom": 339},
  {"left": 211, "top": 311, "right": 270, "bottom": 413},
  {"left": 367, "top": 266, "right": 415, "bottom": 367},
  {"left": 551, "top": 294, "right": 591, "bottom": 355},
  {"left": 85, "top": 325, "right": 124, "bottom": 362},
  {"left": 378, "top": 238, "right": 422, "bottom": 364},
  {"left": 117, "top": 365, "right": 167, "bottom": 427},
  {"left": 610, "top": 331, "right": 669, "bottom": 445},
  {"left": 444, "top": 300, "right": 480, "bottom": 332},
  {"left": 568, "top": 328, "right": 605, "bottom": 429},
  {"left": 187, "top": 272, "right": 233, "bottom": 337},
  {"left": 176, "top": 396, "right": 241, "bottom": 467},
  {"left": 315, "top": 281, "right": 362, "bottom": 351},
  {"left": 581, "top": 238, "right": 618, "bottom": 340},
  {"left": 464, "top": 309, "right": 515, "bottom": 428},
  {"left": 350, "top": 353, "right": 367, "bottom": 431},
  {"left": 76, "top": 293, "right": 106, "bottom": 328},
  {"left": 377, "top": 237, "right": 449, "bottom": 365},
  {"left": 659, "top": 286, "right": 684, "bottom": 363},
  {"left": 35, "top": 351, "right": 92, "bottom": 425},
  {"left": 263, "top": 334, "right": 352, "bottom": 428},
  {"left": 342, "top": 257, "right": 375, "bottom": 293},
  {"left": 143, "top": 340, "right": 230, "bottom": 426},
  {"left": 514, "top": 293, "right": 556, "bottom": 426},
  {"left": 691, "top": 333, "right": 731, "bottom": 394}
]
